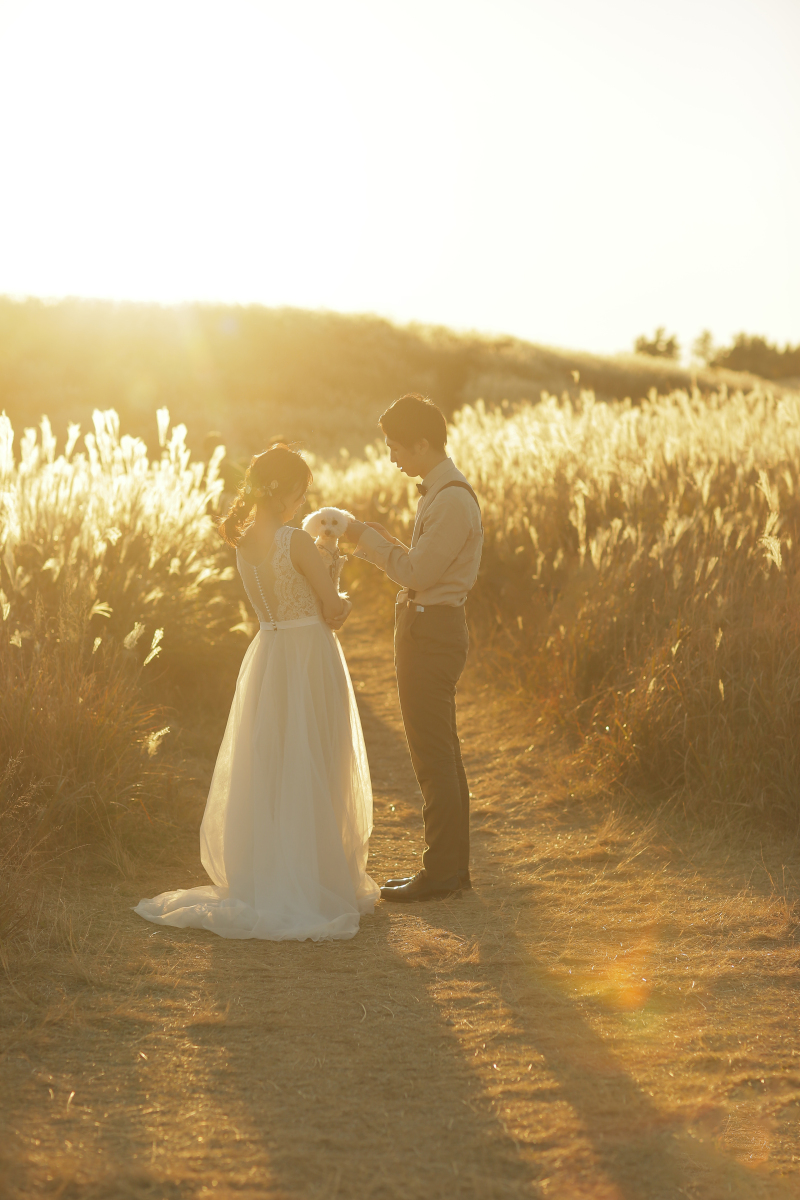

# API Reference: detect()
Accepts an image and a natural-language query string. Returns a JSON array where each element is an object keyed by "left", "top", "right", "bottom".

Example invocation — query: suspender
[
  {"left": 433, "top": 480, "right": 483, "bottom": 526},
  {"left": 408, "top": 480, "right": 483, "bottom": 600}
]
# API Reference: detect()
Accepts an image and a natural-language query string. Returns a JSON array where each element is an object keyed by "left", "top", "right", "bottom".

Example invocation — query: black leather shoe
[
  {"left": 380, "top": 870, "right": 463, "bottom": 902},
  {"left": 384, "top": 869, "right": 472, "bottom": 890}
]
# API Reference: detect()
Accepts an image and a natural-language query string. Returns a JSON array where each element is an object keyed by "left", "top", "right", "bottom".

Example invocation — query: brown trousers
[{"left": 394, "top": 602, "right": 470, "bottom": 881}]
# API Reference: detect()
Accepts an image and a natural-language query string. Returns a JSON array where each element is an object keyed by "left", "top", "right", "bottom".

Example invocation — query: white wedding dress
[{"left": 134, "top": 525, "right": 379, "bottom": 940}]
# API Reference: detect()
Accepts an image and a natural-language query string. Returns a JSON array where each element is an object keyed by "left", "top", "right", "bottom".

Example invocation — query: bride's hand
[{"left": 326, "top": 596, "right": 352, "bottom": 631}]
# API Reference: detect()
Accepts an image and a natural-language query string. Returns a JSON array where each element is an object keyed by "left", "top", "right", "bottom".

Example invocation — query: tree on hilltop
[
  {"left": 691, "top": 330, "right": 715, "bottom": 366},
  {"left": 709, "top": 333, "right": 800, "bottom": 381},
  {"left": 634, "top": 327, "right": 680, "bottom": 359}
]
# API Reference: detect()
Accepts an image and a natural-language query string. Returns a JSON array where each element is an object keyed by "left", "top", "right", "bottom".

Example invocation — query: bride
[{"left": 135, "top": 442, "right": 379, "bottom": 940}]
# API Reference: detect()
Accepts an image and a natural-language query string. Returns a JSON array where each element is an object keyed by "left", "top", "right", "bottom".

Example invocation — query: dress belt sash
[{"left": 259, "top": 616, "right": 322, "bottom": 631}]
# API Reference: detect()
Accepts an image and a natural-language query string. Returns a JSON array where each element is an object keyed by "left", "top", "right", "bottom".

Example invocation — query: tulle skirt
[{"left": 134, "top": 617, "right": 379, "bottom": 941}]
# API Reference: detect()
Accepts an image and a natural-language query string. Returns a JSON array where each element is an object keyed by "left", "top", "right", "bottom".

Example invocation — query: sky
[{"left": 0, "top": 0, "right": 798, "bottom": 359}]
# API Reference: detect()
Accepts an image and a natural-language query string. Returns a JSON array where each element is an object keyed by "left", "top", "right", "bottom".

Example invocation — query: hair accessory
[{"left": 243, "top": 477, "right": 279, "bottom": 500}]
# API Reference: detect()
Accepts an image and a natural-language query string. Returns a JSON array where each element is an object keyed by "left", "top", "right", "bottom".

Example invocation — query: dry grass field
[
  {"left": 314, "top": 384, "right": 800, "bottom": 831},
  {"left": 1, "top": 605, "right": 799, "bottom": 1200},
  {"left": 3, "top": 388, "right": 800, "bottom": 1198}
]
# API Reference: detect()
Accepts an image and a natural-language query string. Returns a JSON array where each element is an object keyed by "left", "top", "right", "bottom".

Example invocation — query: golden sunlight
[
  {"left": 0, "top": 0, "right": 798, "bottom": 353},
  {"left": 2, "top": 11, "right": 800, "bottom": 1189}
]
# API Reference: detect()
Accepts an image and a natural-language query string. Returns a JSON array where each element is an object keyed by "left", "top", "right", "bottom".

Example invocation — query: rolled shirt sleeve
[{"left": 354, "top": 489, "right": 473, "bottom": 594}]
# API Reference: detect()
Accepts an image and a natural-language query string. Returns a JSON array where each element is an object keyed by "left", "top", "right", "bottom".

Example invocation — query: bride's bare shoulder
[{"left": 288, "top": 527, "right": 317, "bottom": 563}]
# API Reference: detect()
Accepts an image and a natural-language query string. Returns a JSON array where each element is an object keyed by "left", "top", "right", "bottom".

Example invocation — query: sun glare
[{"left": 0, "top": 0, "right": 798, "bottom": 353}]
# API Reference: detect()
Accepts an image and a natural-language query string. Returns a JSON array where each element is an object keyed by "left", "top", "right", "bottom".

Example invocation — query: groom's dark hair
[{"left": 379, "top": 394, "right": 447, "bottom": 451}]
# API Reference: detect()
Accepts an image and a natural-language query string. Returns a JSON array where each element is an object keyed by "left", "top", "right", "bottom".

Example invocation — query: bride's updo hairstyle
[{"left": 219, "top": 442, "right": 313, "bottom": 548}]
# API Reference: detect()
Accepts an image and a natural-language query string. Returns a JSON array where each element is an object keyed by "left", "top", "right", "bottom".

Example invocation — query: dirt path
[{"left": 1, "top": 607, "right": 799, "bottom": 1199}]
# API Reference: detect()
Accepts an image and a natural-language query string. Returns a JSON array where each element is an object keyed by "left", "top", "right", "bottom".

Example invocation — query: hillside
[{"left": 0, "top": 297, "right": 772, "bottom": 459}]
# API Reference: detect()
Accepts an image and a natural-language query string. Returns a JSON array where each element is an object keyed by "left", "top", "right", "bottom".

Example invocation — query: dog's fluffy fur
[
  {"left": 302, "top": 507, "right": 354, "bottom": 543},
  {"left": 302, "top": 507, "right": 354, "bottom": 594}
]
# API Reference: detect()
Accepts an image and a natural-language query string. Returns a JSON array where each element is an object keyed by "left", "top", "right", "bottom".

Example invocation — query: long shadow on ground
[{"left": 416, "top": 893, "right": 796, "bottom": 1200}]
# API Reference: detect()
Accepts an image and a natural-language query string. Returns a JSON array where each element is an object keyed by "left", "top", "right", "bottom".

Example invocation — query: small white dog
[{"left": 302, "top": 506, "right": 354, "bottom": 594}]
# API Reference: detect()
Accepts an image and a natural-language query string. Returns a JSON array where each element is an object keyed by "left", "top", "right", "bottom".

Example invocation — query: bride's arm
[{"left": 290, "top": 529, "right": 348, "bottom": 625}]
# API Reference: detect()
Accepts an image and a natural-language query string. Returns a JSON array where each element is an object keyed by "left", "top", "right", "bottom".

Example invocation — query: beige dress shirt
[{"left": 354, "top": 458, "right": 483, "bottom": 607}]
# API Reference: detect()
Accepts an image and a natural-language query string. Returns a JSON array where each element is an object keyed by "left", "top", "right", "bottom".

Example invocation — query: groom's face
[{"left": 385, "top": 436, "right": 426, "bottom": 477}]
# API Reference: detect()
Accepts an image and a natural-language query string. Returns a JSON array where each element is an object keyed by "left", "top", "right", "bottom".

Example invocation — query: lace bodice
[{"left": 237, "top": 526, "right": 319, "bottom": 625}]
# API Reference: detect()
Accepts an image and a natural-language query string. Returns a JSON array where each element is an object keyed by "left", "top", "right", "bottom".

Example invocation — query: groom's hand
[
  {"left": 365, "top": 521, "right": 406, "bottom": 548},
  {"left": 342, "top": 518, "right": 367, "bottom": 543},
  {"left": 365, "top": 520, "right": 391, "bottom": 539}
]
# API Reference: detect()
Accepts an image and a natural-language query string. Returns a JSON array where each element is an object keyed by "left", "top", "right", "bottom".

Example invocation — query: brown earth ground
[{"left": 1, "top": 605, "right": 800, "bottom": 1200}]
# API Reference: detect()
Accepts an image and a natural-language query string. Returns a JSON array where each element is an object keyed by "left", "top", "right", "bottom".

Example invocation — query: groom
[{"left": 343, "top": 394, "right": 483, "bottom": 901}]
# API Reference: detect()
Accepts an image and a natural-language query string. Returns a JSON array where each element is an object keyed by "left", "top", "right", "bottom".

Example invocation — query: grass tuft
[{"left": 313, "top": 385, "right": 800, "bottom": 831}]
